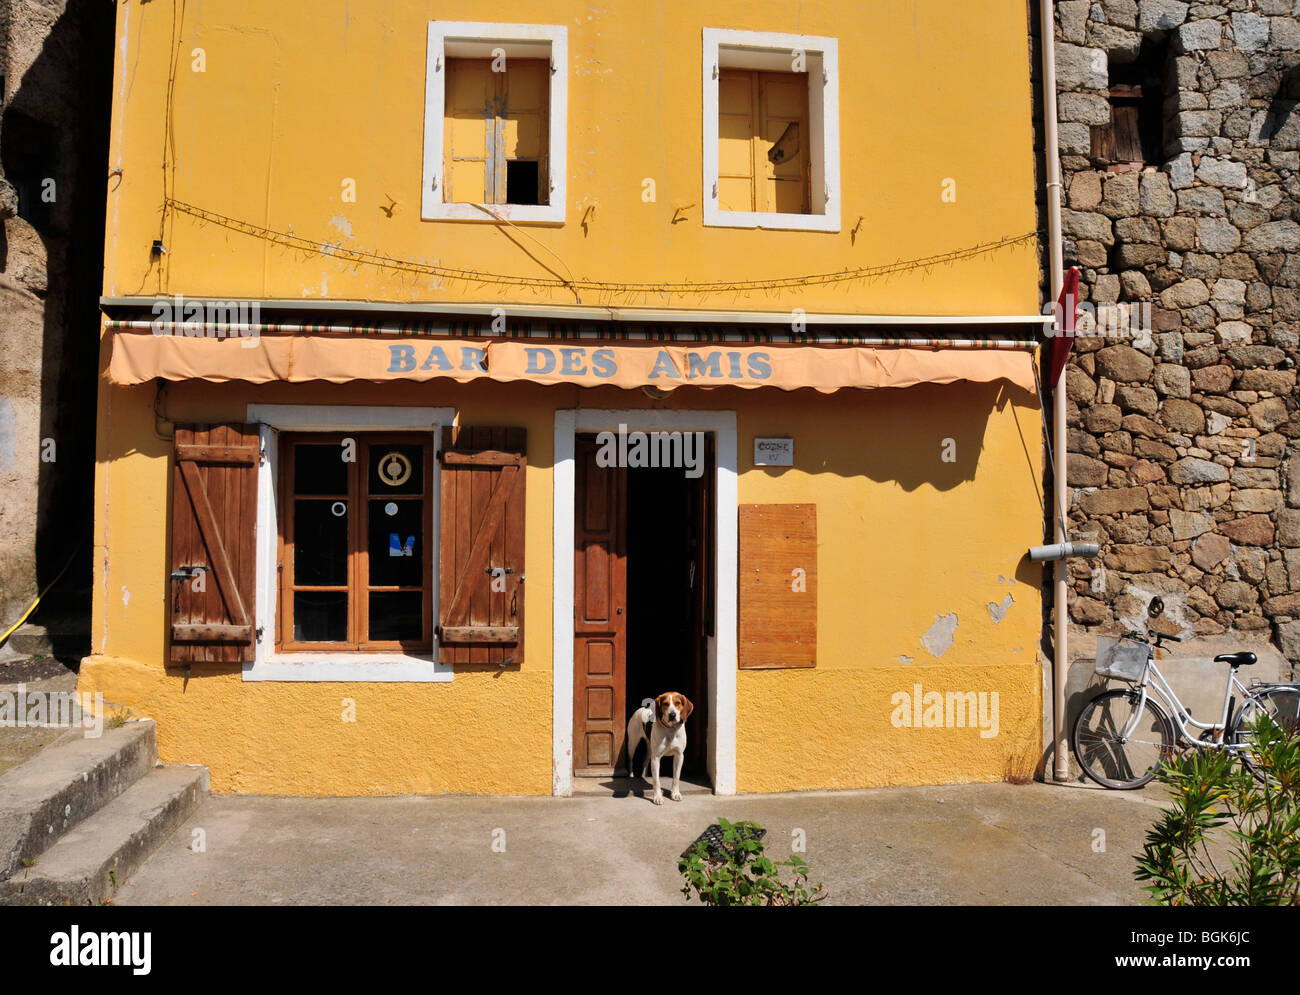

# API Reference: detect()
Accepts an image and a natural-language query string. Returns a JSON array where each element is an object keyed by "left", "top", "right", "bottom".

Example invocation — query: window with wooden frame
[
  {"left": 702, "top": 28, "right": 840, "bottom": 232},
  {"left": 718, "top": 69, "right": 810, "bottom": 215},
  {"left": 445, "top": 57, "right": 549, "bottom": 207},
  {"left": 277, "top": 433, "right": 433, "bottom": 652},
  {"left": 421, "top": 22, "right": 567, "bottom": 223},
  {"left": 1091, "top": 41, "right": 1167, "bottom": 169}
]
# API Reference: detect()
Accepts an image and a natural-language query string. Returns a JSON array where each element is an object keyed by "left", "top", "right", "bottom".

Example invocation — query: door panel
[
  {"left": 573, "top": 437, "right": 627, "bottom": 776},
  {"left": 686, "top": 434, "right": 714, "bottom": 775}
]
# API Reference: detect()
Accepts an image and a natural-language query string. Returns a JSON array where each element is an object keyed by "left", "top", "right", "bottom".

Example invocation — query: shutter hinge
[
  {"left": 259, "top": 441, "right": 267, "bottom": 466},
  {"left": 256, "top": 626, "right": 264, "bottom": 643},
  {"left": 712, "top": 63, "right": 718, "bottom": 79}
]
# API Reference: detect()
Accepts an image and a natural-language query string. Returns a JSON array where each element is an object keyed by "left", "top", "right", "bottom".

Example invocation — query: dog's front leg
[
  {"left": 671, "top": 751, "right": 683, "bottom": 802},
  {"left": 651, "top": 753, "right": 664, "bottom": 805}
]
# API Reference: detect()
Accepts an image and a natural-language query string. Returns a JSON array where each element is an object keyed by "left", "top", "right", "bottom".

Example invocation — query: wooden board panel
[{"left": 738, "top": 503, "right": 816, "bottom": 669}]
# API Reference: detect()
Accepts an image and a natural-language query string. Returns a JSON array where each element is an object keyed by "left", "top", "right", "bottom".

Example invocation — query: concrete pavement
[{"left": 112, "top": 779, "right": 1169, "bottom": 905}]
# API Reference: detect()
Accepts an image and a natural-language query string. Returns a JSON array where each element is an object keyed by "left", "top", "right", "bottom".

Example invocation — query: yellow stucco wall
[
  {"left": 87, "top": 0, "right": 1045, "bottom": 795},
  {"left": 101, "top": 0, "right": 1039, "bottom": 315},
  {"left": 84, "top": 378, "right": 1042, "bottom": 795}
]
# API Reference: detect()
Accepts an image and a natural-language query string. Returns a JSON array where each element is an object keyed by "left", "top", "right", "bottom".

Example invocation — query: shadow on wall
[
  {"left": 741, "top": 379, "right": 1043, "bottom": 493},
  {"left": 1, "top": 0, "right": 116, "bottom": 659}
]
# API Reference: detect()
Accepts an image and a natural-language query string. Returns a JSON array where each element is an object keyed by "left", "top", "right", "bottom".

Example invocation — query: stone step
[
  {"left": 0, "top": 764, "right": 208, "bottom": 906},
  {"left": 3, "top": 622, "right": 90, "bottom": 661},
  {"left": 0, "top": 720, "right": 157, "bottom": 881}
]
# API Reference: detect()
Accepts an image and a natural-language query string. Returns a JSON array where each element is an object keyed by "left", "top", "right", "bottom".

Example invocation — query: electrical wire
[{"left": 0, "top": 542, "right": 85, "bottom": 649}]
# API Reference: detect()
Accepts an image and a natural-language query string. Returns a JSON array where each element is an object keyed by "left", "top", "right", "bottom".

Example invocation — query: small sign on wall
[{"left": 754, "top": 437, "right": 793, "bottom": 466}]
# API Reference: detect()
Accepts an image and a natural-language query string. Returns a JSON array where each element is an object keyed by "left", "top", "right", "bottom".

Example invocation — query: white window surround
[
  {"left": 701, "top": 27, "right": 840, "bottom": 233},
  {"left": 244, "top": 404, "right": 457, "bottom": 682},
  {"left": 552, "top": 409, "right": 738, "bottom": 797},
  {"left": 421, "top": 21, "right": 568, "bottom": 224}
]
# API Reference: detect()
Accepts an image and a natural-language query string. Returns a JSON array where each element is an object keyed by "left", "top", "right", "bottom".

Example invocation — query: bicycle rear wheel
[
  {"left": 1231, "top": 686, "right": 1300, "bottom": 785},
  {"left": 1073, "top": 689, "right": 1173, "bottom": 789}
]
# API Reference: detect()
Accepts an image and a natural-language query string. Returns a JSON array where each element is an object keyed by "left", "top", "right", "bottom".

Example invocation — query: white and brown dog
[{"left": 626, "top": 692, "right": 693, "bottom": 804}]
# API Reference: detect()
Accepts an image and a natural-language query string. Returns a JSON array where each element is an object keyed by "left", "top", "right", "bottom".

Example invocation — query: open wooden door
[
  {"left": 685, "top": 434, "right": 714, "bottom": 775},
  {"left": 572, "top": 437, "right": 627, "bottom": 776}
]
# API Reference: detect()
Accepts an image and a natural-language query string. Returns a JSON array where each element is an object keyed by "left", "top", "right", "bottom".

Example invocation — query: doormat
[{"left": 681, "top": 822, "right": 766, "bottom": 862}]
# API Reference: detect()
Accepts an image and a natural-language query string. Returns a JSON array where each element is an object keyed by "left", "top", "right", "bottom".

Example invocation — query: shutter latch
[
  {"left": 170, "top": 565, "right": 202, "bottom": 581},
  {"left": 256, "top": 626, "right": 264, "bottom": 643}
]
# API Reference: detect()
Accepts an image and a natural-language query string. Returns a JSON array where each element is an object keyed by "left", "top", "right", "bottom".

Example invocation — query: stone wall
[
  {"left": 1053, "top": 0, "right": 1300, "bottom": 666},
  {"left": 0, "top": 0, "right": 112, "bottom": 658}
]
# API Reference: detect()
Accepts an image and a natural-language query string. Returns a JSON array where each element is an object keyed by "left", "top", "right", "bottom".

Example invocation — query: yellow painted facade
[{"left": 88, "top": 0, "right": 1046, "bottom": 795}]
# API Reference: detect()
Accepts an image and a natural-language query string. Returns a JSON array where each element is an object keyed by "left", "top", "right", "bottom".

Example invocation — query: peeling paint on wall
[
  {"left": 988, "top": 593, "right": 1014, "bottom": 623},
  {"left": 921, "top": 613, "right": 958, "bottom": 658},
  {"left": 899, "top": 654, "right": 914, "bottom": 664}
]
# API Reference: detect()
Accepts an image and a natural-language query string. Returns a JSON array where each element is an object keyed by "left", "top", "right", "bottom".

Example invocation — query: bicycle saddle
[{"left": 1214, "top": 651, "right": 1257, "bottom": 667}]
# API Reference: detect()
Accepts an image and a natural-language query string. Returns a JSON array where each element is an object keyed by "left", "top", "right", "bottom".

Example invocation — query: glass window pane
[
  {"left": 369, "top": 591, "right": 424, "bottom": 642},
  {"left": 369, "top": 443, "right": 424, "bottom": 496},
  {"left": 294, "top": 591, "right": 348, "bottom": 642},
  {"left": 294, "top": 499, "right": 348, "bottom": 585},
  {"left": 294, "top": 443, "right": 348, "bottom": 495},
  {"left": 368, "top": 499, "right": 424, "bottom": 587}
]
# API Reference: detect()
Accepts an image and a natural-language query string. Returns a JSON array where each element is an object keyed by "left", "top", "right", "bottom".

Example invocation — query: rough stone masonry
[{"left": 1052, "top": 0, "right": 1300, "bottom": 668}]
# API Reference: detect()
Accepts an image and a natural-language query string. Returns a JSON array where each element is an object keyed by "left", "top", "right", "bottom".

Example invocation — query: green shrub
[
  {"left": 678, "top": 818, "right": 826, "bottom": 906},
  {"left": 1135, "top": 713, "right": 1300, "bottom": 906}
]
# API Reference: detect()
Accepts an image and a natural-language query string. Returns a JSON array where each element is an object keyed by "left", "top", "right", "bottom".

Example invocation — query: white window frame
[
  {"left": 244, "top": 404, "right": 457, "bottom": 682},
  {"left": 702, "top": 28, "right": 840, "bottom": 233},
  {"left": 421, "top": 21, "right": 568, "bottom": 224}
]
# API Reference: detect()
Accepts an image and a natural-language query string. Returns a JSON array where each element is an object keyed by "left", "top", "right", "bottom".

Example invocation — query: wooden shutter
[
  {"left": 170, "top": 424, "right": 259, "bottom": 664},
  {"left": 445, "top": 58, "right": 494, "bottom": 203},
  {"left": 438, "top": 426, "right": 526, "bottom": 665},
  {"left": 738, "top": 503, "right": 817, "bottom": 669}
]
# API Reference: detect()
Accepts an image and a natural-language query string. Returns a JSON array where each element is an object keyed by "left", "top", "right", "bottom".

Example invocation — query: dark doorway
[{"left": 624, "top": 445, "right": 713, "bottom": 780}]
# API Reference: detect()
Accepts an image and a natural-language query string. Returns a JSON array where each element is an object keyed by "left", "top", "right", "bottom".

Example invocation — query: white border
[
  {"left": 422, "top": 21, "right": 568, "bottom": 223},
  {"left": 702, "top": 28, "right": 840, "bottom": 232},
  {"left": 553, "top": 409, "right": 738, "bottom": 796},
  {"left": 243, "top": 404, "right": 456, "bottom": 682}
]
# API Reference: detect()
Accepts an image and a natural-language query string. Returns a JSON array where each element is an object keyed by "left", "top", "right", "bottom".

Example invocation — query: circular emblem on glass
[{"left": 378, "top": 451, "right": 413, "bottom": 487}]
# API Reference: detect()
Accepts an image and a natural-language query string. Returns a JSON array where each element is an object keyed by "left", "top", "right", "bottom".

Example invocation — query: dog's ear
[
  {"left": 654, "top": 693, "right": 669, "bottom": 720},
  {"left": 678, "top": 694, "right": 694, "bottom": 720}
]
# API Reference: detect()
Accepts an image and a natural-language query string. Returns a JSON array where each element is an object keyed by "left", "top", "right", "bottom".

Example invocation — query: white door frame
[{"left": 553, "top": 409, "right": 738, "bottom": 796}]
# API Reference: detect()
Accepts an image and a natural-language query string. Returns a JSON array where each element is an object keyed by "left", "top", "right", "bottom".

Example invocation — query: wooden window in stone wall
[
  {"left": 1091, "top": 41, "right": 1167, "bottom": 169},
  {"left": 738, "top": 504, "right": 816, "bottom": 668}
]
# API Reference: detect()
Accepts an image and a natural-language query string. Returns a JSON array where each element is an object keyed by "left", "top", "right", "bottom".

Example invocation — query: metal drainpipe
[{"left": 1039, "top": 0, "right": 1071, "bottom": 782}]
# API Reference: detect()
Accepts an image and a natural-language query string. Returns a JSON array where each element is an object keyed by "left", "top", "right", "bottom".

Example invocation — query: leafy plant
[
  {"left": 678, "top": 818, "right": 826, "bottom": 906},
  {"left": 1135, "top": 712, "right": 1300, "bottom": 905}
]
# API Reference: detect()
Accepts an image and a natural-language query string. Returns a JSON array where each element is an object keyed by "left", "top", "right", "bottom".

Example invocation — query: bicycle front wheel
[
  {"left": 1232, "top": 686, "right": 1300, "bottom": 785},
  {"left": 1073, "top": 689, "right": 1172, "bottom": 789}
]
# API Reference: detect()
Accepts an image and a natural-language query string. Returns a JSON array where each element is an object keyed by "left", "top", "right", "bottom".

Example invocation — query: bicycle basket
[{"left": 1095, "top": 636, "right": 1148, "bottom": 682}]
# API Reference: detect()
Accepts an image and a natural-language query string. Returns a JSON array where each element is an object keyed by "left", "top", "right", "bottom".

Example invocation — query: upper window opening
[
  {"left": 421, "top": 22, "right": 567, "bottom": 224},
  {"left": 1091, "top": 40, "right": 1167, "bottom": 169},
  {"left": 444, "top": 57, "right": 549, "bottom": 207},
  {"left": 702, "top": 29, "right": 840, "bottom": 233},
  {"left": 718, "top": 69, "right": 810, "bottom": 214}
]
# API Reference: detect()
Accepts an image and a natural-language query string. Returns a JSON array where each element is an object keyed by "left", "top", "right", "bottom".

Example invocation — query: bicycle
[{"left": 1072, "top": 597, "right": 1300, "bottom": 789}]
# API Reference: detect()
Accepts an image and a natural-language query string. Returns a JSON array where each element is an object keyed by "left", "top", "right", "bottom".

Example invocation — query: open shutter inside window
[
  {"left": 170, "top": 424, "right": 259, "bottom": 664},
  {"left": 438, "top": 426, "right": 526, "bottom": 666}
]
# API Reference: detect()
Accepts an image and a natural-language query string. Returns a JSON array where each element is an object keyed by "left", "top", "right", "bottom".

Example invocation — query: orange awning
[{"left": 106, "top": 333, "right": 1037, "bottom": 393}]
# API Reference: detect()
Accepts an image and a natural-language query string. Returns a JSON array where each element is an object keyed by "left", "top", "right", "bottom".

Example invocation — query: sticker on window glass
[
  {"left": 377, "top": 451, "right": 412, "bottom": 487},
  {"left": 384, "top": 502, "right": 398, "bottom": 516},
  {"left": 389, "top": 533, "right": 415, "bottom": 557}
]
